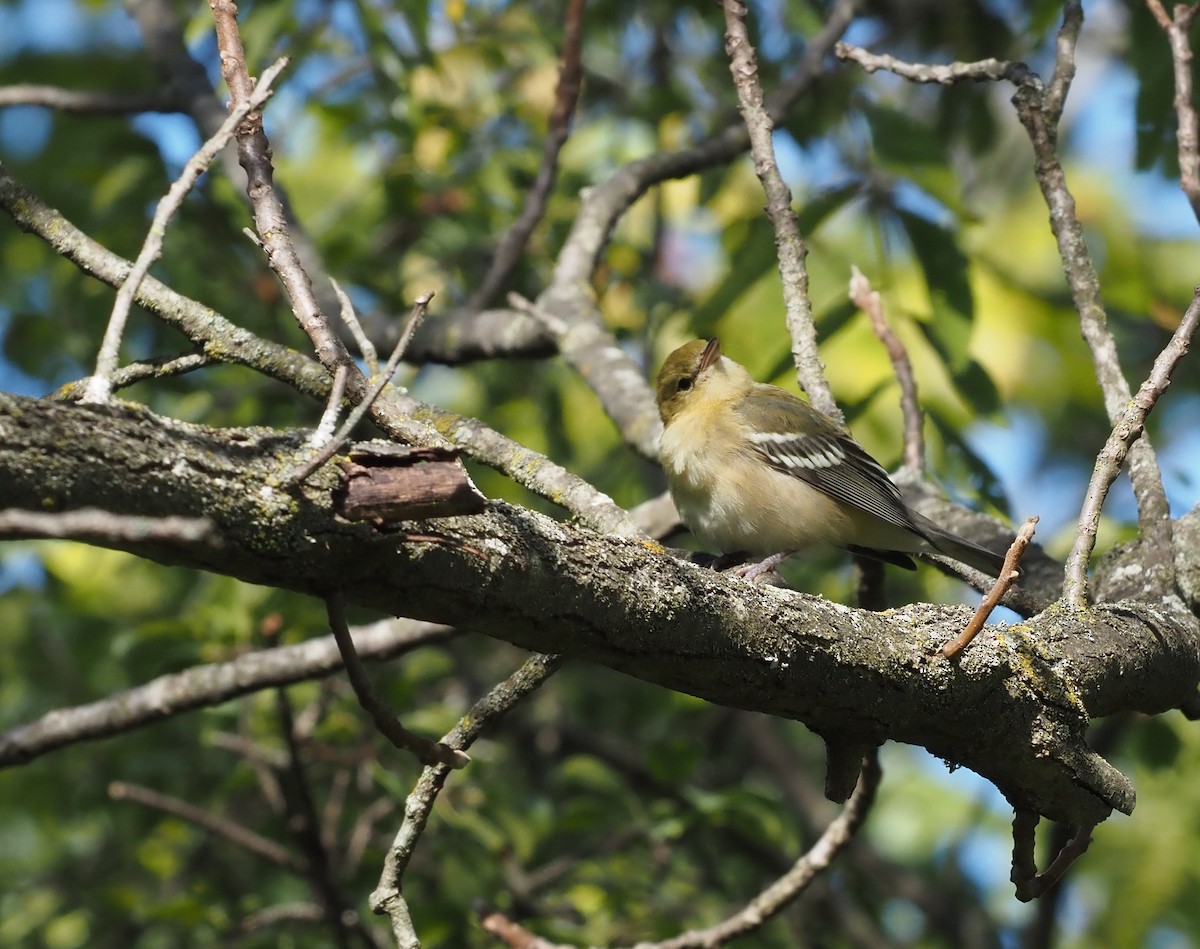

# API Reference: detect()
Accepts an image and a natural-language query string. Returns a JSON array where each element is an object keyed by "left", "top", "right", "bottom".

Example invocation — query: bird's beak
[{"left": 699, "top": 338, "right": 721, "bottom": 373}]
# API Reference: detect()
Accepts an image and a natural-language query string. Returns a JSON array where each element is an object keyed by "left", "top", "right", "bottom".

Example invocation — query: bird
[{"left": 654, "top": 338, "right": 1006, "bottom": 581}]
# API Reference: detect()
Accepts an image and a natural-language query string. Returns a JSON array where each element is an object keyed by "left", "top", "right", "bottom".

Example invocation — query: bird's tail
[{"left": 911, "top": 512, "right": 1007, "bottom": 577}]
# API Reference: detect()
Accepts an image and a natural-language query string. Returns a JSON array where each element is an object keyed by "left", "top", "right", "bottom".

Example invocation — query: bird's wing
[{"left": 736, "top": 388, "right": 917, "bottom": 534}]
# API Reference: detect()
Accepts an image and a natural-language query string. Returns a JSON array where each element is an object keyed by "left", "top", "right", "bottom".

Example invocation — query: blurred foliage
[{"left": 2, "top": 0, "right": 1200, "bottom": 947}]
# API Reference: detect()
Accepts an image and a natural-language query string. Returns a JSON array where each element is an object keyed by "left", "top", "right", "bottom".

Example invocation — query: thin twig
[
  {"left": 110, "top": 780, "right": 304, "bottom": 872},
  {"left": 849, "top": 266, "right": 924, "bottom": 475},
  {"left": 273, "top": 685, "right": 354, "bottom": 949},
  {"left": 331, "top": 277, "right": 378, "bottom": 374},
  {"left": 0, "top": 508, "right": 212, "bottom": 544},
  {"left": 309, "top": 362, "right": 349, "bottom": 448},
  {"left": 535, "top": 0, "right": 859, "bottom": 461},
  {"left": 1044, "top": 0, "right": 1083, "bottom": 124},
  {"left": 0, "top": 156, "right": 639, "bottom": 539},
  {"left": 466, "top": 0, "right": 587, "bottom": 311},
  {"left": 325, "top": 595, "right": 469, "bottom": 770},
  {"left": 207, "top": 731, "right": 289, "bottom": 770},
  {"left": 0, "top": 84, "right": 183, "bottom": 113},
  {"left": 343, "top": 797, "right": 397, "bottom": 880},
  {"left": 722, "top": 0, "right": 838, "bottom": 422},
  {"left": 208, "top": 0, "right": 352, "bottom": 376},
  {"left": 211, "top": 727, "right": 289, "bottom": 816},
  {"left": 0, "top": 620, "right": 455, "bottom": 768},
  {"left": 1144, "top": 0, "right": 1200, "bottom": 223},
  {"left": 129, "top": 0, "right": 349, "bottom": 340},
  {"left": 240, "top": 902, "right": 325, "bottom": 932},
  {"left": 289, "top": 292, "right": 433, "bottom": 483},
  {"left": 79, "top": 351, "right": 211, "bottom": 394},
  {"left": 1010, "top": 810, "right": 1095, "bottom": 901},
  {"left": 370, "top": 654, "right": 564, "bottom": 947},
  {"left": 79, "top": 57, "right": 287, "bottom": 403},
  {"left": 481, "top": 751, "right": 882, "bottom": 949},
  {"left": 1007, "top": 8, "right": 1175, "bottom": 565},
  {"left": 54, "top": 352, "right": 210, "bottom": 404},
  {"left": 834, "top": 43, "right": 1023, "bottom": 84},
  {"left": 1062, "top": 288, "right": 1200, "bottom": 608},
  {"left": 941, "top": 516, "right": 1038, "bottom": 659},
  {"left": 837, "top": 9, "right": 1174, "bottom": 558}
]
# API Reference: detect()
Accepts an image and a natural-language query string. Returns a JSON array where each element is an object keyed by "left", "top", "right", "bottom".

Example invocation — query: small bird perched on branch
[{"left": 655, "top": 338, "right": 1005, "bottom": 580}]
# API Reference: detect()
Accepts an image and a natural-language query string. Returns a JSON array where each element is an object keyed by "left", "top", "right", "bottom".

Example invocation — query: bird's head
[{"left": 655, "top": 338, "right": 725, "bottom": 425}]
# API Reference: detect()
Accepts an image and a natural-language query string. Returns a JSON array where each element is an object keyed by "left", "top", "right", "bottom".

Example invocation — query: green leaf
[
  {"left": 898, "top": 208, "right": 974, "bottom": 319},
  {"left": 927, "top": 407, "right": 1010, "bottom": 516},
  {"left": 864, "top": 103, "right": 949, "bottom": 167},
  {"left": 693, "top": 183, "right": 860, "bottom": 336}
]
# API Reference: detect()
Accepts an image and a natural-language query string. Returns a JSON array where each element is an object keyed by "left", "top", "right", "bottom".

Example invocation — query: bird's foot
[{"left": 730, "top": 551, "right": 792, "bottom": 582}]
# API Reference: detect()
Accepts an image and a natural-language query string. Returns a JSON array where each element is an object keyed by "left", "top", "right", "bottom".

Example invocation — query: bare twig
[
  {"left": 1063, "top": 288, "right": 1200, "bottom": 608},
  {"left": 325, "top": 595, "right": 468, "bottom": 770},
  {"left": 837, "top": 13, "right": 1180, "bottom": 597},
  {"left": 79, "top": 57, "right": 287, "bottom": 403},
  {"left": 309, "top": 362, "right": 349, "bottom": 448},
  {"left": 240, "top": 902, "right": 325, "bottom": 932},
  {"left": 1008, "top": 9, "right": 1175, "bottom": 564},
  {"left": 129, "top": 0, "right": 350, "bottom": 333},
  {"left": 1145, "top": 0, "right": 1200, "bottom": 223},
  {"left": 849, "top": 266, "right": 924, "bottom": 475},
  {"left": 0, "top": 141, "right": 649, "bottom": 538},
  {"left": 370, "top": 654, "right": 564, "bottom": 947},
  {"left": 0, "top": 620, "right": 455, "bottom": 768},
  {"left": 722, "top": 0, "right": 838, "bottom": 422},
  {"left": 466, "top": 0, "right": 587, "bottom": 311},
  {"left": 941, "top": 516, "right": 1039, "bottom": 659},
  {"left": 208, "top": 1, "right": 351, "bottom": 376},
  {"left": 273, "top": 685, "right": 354, "bottom": 949},
  {"left": 840, "top": 12, "right": 1185, "bottom": 602},
  {"left": 110, "top": 780, "right": 303, "bottom": 872},
  {"left": 833, "top": 43, "right": 1023, "bottom": 84},
  {"left": 331, "top": 277, "right": 378, "bottom": 374},
  {"left": 533, "top": 0, "right": 859, "bottom": 461},
  {"left": 0, "top": 84, "right": 183, "bottom": 113},
  {"left": 344, "top": 797, "right": 397, "bottom": 880},
  {"left": 481, "top": 751, "right": 882, "bottom": 949},
  {"left": 207, "top": 731, "right": 289, "bottom": 771},
  {"left": 0, "top": 507, "right": 212, "bottom": 544},
  {"left": 64, "top": 351, "right": 211, "bottom": 395},
  {"left": 1044, "top": 0, "right": 1083, "bottom": 123},
  {"left": 1010, "top": 810, "right": 1094, "bottom": 901},
  {"left": 289, "top": 292, "right": 433, "bottom": 483}
]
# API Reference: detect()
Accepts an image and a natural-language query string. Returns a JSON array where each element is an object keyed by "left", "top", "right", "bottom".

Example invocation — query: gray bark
[{"left": 3, "top": 392, "right": 1199, "bottom": 828}]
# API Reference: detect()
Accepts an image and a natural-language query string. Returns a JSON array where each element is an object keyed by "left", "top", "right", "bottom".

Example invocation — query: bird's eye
[{"left": 677, "top": 377, "right": 693, "bottom": 392}]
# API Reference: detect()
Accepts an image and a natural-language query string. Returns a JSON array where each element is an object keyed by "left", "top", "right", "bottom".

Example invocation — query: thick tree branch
[
  {"left": 3, "top": 395, "right": 1198, "bottom": 830},
  {"left": 0, "top": 163, "right": 640, "bottom": 538},
  {"left": 81, "top": 56, "right": 288, "bottom": 404},
  {"left": 534, "top": 0, "right": 859, "bottom": 460}
]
